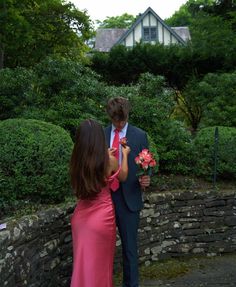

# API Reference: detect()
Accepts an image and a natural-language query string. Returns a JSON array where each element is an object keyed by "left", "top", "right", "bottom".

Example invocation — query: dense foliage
[
  {"left": 0, "top": 67, "right": 35, "bottom": 120},
  {"left": 91, "top": 0, "right": 236, "bottom": 133},
  {"left": 91, "top": 12, "right": 236, "bottom": 88},
  {"left": 96, "top": 13, "right": 136, "bottom": 28},
  {"left": 165, "top": 0, "right": 215, "bottom": 26},
  {"left": 0, "top": 57, "right": 107, "bottom": 137},
  {"left": 175, "top": 72, "right": 236, "bottom": 130},
  {"left": 103, "top": 73, "right": 194, "bottom": 175},
  {"left": 0, "top": 0, "right": 235, "bottom": 211},
  {"left": 193, "top": 126, "right": 236, "bottom": 180},
  {"left": 0, "top": 119, "right": 73, "bottom": 204},
  {"left": 165, "top": 0, "right": 236, "bottom": 27},
  {"left": 0, "top": 0, "right": 93, "bottom": 68}
]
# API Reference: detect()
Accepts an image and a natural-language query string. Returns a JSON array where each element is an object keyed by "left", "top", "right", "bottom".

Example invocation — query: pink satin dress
[{"left": 70, "top": 170, "right": 120, "bottom": 287}]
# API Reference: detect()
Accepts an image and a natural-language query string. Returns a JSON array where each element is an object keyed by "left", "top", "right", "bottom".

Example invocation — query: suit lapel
[
  {"left": 126, "top": 124, "right": 135, "bottom": 145},
  {"left": 105, "top": 125, "right": 112, "bottom": 147}
]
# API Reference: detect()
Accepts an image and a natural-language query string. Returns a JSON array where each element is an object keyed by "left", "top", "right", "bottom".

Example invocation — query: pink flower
[
  {"left": 135, "top": 148, "right": 157, "bottom": 176},
  {"left": 135, "top": 156, "right": 141, "bottom": 164},
  {"left": 141, "top": 161, "right": 149, "bottom": 170},
  {"left": 149, "top": 160, "right": 157, "bottom": 167}
]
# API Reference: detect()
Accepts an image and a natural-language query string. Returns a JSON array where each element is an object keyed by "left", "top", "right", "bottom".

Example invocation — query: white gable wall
[
  {"left": 172, "top": 36, "right": 178, "bottom": 44},
  {"left": 122, "top": 11, "right": 182, "bottom": 47},
  {"left": 164, "top": 27, "right": 171, "bottom": 44},
  {"left": 134, "top": 25, "right": 142, "bottom": 43},
  {"left": 158, "top": 22, "right": 162, "bottom": 43},
  {"left": 150, "top": 14, "right": 157, "bottom": 26}
]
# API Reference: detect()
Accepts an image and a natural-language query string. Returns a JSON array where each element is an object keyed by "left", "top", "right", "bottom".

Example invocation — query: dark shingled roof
[
  {"left": 171, "top": 27, "right": 191, "bottom": 42},
  {"left": 95, "top": 28, "right": 128, "bottom": 52}
]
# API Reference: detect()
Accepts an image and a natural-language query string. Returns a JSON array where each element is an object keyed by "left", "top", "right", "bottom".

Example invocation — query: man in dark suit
[{"left": 105, "top": 97, "right": 150, "bottom": 287}]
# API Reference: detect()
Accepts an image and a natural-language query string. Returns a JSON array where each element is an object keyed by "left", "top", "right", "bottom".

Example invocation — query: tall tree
[
  {"left": 202, "top": 0, "right": 236, "bottom": 18},
  {"left": 174, "top": 71, "right": 236, "bottom": 131},
  {"left": 96, "top": 13, "right": 136, "bottom": 28},
  {"left": 165, "top": 0, "right": 215, "bottom": 26},
  {"left": 0, "top": 0, "right": 93, "bottom": 68},
  {"left": 201, "top": 0, "right": 236, "bottom": 31},
  {"left": 190, "top": 11, "right": 236, "bottom": 73}
]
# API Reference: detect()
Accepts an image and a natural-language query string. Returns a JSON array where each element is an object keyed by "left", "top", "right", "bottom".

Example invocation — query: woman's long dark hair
[{"left": 70, "top": 119, "right": 109, "bottom": 199}]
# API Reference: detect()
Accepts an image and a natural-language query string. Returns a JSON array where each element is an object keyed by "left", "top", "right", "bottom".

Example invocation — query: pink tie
[{"left": 112, "top": 129, "right": 120, "bottom": 160}]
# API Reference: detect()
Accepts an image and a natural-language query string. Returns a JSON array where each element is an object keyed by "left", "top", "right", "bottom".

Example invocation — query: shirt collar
[{"left": 111, "top": 122, "right": 128, "bottom": 134}]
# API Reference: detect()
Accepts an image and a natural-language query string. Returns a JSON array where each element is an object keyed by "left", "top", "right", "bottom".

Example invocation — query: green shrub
[
  {"left": 147, "top": 134, "right": 159, "bottom": 174},
  {"left": 193, "top": 126, "right": 236, "bottom": 179},
  {"left": 157, "top": 120, "right": 194, "bottom": 175},
  {"left": 17, "top": 58, "right": 107, "bottom": 135},
  {"left": 0, "top": 67, "right": 35, "bottom": 120},
  {"left": 0, "top": 119, "right": 73, "bottom": 204},
  {"left": 99, "top": 73, "right": 194, "bottom": 176}
]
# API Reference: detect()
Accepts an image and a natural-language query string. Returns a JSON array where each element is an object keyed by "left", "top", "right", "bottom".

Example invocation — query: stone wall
[{"left": 0, "top": 190, "right": 236, "bottom": 286}]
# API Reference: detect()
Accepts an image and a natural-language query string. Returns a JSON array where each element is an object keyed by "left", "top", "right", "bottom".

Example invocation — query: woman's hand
[
  {"left": 108, "top": 147, "right": 117, "bottom": 157},
  {"left": 121, "top": 145, "right": 130, "bottom": 157}
]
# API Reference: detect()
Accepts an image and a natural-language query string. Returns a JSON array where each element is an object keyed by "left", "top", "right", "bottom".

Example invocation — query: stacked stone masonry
[{"left": 0, "top": 190, "right": 236, "bottom": 286}]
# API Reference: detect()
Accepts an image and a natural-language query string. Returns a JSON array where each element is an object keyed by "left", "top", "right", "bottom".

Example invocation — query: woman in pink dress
[{"left": 70, "top": 119, "right": 130, "bottom": 287}]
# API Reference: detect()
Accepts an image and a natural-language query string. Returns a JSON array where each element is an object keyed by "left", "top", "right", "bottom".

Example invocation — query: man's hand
[{"left": 139, "top": 175, "right": 150, "bottom": 189}]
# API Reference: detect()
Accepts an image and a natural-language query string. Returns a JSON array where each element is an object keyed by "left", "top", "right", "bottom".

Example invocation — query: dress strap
[{"left": 107, "top": 167, "right": 121, "bottom": 192}]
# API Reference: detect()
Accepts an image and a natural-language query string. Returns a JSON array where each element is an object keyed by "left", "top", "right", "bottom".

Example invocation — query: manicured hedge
[
  {"left": 0, "top": 119, "right": 73, "bottom": 204},
  {"left": 193, "top": 126, "right": 236, "bottom": 179}
]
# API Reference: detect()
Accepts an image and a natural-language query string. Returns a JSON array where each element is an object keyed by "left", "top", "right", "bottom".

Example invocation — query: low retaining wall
[{"left": 1, "top": 189, "right": 236, "bottom": 286}]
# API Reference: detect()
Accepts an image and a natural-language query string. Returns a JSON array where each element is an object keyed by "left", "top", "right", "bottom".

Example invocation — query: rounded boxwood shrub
[
  {"left": 193, "top": 126, "right": 236, "bottom": 180},
  {"left": 0, "top": 119, "right": 73, "bottom": 204}
]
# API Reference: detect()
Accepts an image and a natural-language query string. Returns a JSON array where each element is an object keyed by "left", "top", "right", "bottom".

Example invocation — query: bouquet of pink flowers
[{"left": 135, "top": 148, "right": 157, "bottom": 176}]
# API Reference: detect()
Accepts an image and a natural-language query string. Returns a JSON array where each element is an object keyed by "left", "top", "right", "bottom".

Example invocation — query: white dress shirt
[{"left": 110, "top": 122, "right": 128, "bottom": 164}]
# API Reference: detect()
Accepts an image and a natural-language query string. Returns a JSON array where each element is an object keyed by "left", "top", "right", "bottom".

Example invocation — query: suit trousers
[{"left": 112, "top": 188, "right": 140, "bottom": 287}]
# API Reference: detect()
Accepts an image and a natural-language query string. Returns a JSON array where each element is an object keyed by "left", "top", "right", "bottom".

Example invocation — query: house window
[
  {"left": 150, "top": 27, "right": 157, "bottom": 40},
  {"left": 143, "top": 28, "right": 150, "bottom": 41},
  {"left": 143, "top": 27, "right": 157, "bottom": 41}
]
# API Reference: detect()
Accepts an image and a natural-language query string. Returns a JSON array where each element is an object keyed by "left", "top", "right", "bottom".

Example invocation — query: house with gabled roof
[{"left": 95, "top": 7, "right": 190, "bottom": 52}]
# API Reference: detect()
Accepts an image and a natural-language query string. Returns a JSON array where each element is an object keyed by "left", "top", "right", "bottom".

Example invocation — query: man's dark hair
[{"left": 106, "top": 97, "right": 130, "bottom": 121}]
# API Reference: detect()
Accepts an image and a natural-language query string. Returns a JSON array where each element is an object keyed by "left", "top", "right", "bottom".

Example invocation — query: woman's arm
[
  {"left": 118, "top": 146, "right": 130, "bottom": 181},
  {"left": 107, "top": 148, "right": 119, "bottom": 177}
]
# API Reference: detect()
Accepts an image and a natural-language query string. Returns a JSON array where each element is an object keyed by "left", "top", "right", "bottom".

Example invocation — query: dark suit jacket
[{"left": 105, "top": 124, "right": 148, "bottom": 212}]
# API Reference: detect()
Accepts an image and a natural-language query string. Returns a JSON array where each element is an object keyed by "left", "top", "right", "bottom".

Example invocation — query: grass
[
  {"left": 139, "top": 259, "right": 191, "bottom": 280},
  {"left": 113, "top": 256, "right": 209, "bottom": 286},
  {"left": 114, "top": 258, "right": 190, "bottom": 285},
  {"left": 151, "top": 174, "right": 236, "bottom": 192},
  {"left": 0, "top": 195, "right": 76, "bottom": 220}
]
